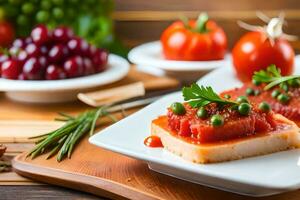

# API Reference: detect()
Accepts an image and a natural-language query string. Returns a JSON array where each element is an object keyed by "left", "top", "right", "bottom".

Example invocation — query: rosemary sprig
[
  {"left": 27, "top": 106, "right": 116, "bottom": 162},
  {"left": 182, "top": 83, "right": 238, "bottom": 108},
  {"left": 252, "top": 65, "right": 300, "bottom": 90}
]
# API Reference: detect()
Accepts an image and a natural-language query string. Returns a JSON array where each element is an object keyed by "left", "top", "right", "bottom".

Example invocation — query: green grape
[
  {"left": 98, "top": 16, "right": 112, "bottom": 33},
  {"left": 36, "top": 10, "right": 49, "bottom": 22},
  {"left": 17, "top": 15, "right": 30, "bottom": 26},
  {"left": 22, "top": 3, "right": 35, "bottom": 14},
  {"left": 41, "top": 0, "right": 52, "bottom": 10},
  {"left": 52, "top": 7, "right": 63, "bottom": 19}
]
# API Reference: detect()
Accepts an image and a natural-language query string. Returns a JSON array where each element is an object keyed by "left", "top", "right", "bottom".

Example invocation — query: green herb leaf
[
  {"left": 253, "top": 65, "right": 300, "bottom": 90},
  {"left": 182, "top": 84, "right": 237, "bottom": 108}
]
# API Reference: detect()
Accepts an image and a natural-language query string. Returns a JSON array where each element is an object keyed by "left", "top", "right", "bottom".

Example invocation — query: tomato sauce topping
[
  {"left": 167, "top": 103, "right": 277, "bottom": 144},
  {"left": 144, "top": 136, "right": 163, "bottom": 148},
  {"left": 221, "top": 83, "right": 300, "bottom": 123}
]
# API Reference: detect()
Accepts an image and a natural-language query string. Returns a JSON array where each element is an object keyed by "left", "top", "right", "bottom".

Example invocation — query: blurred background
[
  {"left": 113, "top": 0, "right": 300, "bottom": 52},
  {"left": 0, "top": 0, "right": 299, "bottom": 57}
]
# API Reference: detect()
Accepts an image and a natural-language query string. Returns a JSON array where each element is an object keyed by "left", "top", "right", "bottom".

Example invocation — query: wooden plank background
[{"left": 113, "top": 0, "right": 300, "bottom": 49}]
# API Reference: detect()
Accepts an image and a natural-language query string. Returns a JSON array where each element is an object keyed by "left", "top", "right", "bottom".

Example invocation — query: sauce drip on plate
[{"left": 144, "top": 136, "right": 163, "bottom": 148}]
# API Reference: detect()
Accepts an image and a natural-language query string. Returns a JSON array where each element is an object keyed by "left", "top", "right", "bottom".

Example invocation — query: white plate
[
  {"left": 128, "top": 41, "right": 231, "bottom": 72},
  {"left": 0, "top": 54, "right": 129, "bottom": 103},
  {"left": 90, "top": 56, "right": 300, "bottom": 197}
]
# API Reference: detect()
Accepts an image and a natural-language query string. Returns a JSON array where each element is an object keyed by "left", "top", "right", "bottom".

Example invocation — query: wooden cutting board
[{"left": 12, "top": 137, "right": 300, "bottom": 200}]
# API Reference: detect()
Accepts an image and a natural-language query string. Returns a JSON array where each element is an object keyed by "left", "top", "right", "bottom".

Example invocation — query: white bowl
[
  {"left": 128, "top": 41, "right": 231, "bottom": 82},
  {"left": 0, "top": 54, "right": 129, "bottom": 103}
]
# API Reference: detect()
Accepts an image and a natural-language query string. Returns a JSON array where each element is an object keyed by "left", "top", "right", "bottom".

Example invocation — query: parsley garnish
[
  {"left": 182, "top": 83, "right": 237, "bottom": 108},
  {"left": 253, "top": 65, "right": 300, "bottom": 90}
]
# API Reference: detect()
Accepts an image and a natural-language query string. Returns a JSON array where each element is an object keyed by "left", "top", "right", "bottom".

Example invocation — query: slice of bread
[{"left": 151, "top": 114, "right": 300, "bottom": 164}]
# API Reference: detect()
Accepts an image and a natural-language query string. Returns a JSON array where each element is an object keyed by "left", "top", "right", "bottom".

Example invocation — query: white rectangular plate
[{"left": 89, "top": 56, "right": 300, "bottom": 197}]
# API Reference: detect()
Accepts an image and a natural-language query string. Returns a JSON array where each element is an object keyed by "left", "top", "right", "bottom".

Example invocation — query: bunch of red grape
[{"left": 0, "top": 25, "right": 108, "bottom": 80}]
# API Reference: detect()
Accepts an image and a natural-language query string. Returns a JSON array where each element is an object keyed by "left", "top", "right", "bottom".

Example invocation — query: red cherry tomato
[
  {"left": 232, "top": 31, "right": 295, "bottom": 82},
  {"left": 0, "top": 21, "right": 15, "bottom": 47},
  {"left": 160, "top": 15, "right": 227, "bottom": 61}
]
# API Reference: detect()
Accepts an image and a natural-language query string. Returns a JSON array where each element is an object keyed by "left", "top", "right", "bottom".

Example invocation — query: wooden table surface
[
  {"left": 0, "top": 86, "right": 180, "bottom": 199},
  {"left": 2, "top": 69, "right": 300, "bottom": 199},
  {"left": 0, "top": 64, "right": 183, "bottom": 199}
]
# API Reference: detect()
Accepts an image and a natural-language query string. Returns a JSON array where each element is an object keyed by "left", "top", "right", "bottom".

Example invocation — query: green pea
[
  {"left": 271, "top": 89, "right": 280, "bottom": 98},
  {"left": 259, "top": 102, "right": 271, "bottom": 113},
  {"left": 211, "top": 114, "right": 224, "bottom": 127},
  {"left": 277, "top": 94, "right": 290, "bottom": 104},
  {"left": 224, "top": 94, "right": 231, "bottom": 99},
  {"left": 197, "top": 107, "right": 208, "bottom": 119},
  {"left": 22, "top": 3, "right": 34, "bottom": 14},
  {"left": 254, "top": 90, "right": 261, "bottom": 96},
  {"left": 288, "top": 79, "right": 300, "bottom": 87},
  {"left": 236, "top": 96, "right": 249, "bottom": 104},
  {"left": 52, "top": 7, "right": 64, "bottom": 19},
  {"left": 280, "top": 83, "right": 289, "bottom": 92},
  {"left": 252, "top": 79, "right": 261, "bottom": 86},
  {"left": 238, "top": 103, "right": 251, "bottom": 116},
  {"left": 36, "top": 11, "right": 49, "bottom": 22},
  {"left": 246, "top": 88, "right": 254, "bottom": 96},
  {"left": 170, "top": 102, "right": 186, "bottom": 115}
]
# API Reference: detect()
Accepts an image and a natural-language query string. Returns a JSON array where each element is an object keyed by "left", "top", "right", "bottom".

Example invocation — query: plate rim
[
  {"left": 89, "top": 94, "right": 300, "bottom": 191},
  {"left": 128, "top": 41, "right": 231, "bottom": 71},
  {"left": 89, "top": 63, "right": 300, "bottom": 194},
  {"left": 0, "top": 54, "right": 129, "bottom": 92}
]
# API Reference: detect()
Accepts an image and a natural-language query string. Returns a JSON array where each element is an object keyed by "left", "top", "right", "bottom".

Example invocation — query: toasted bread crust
[{"left": 151, "top": 114, "right": 300, "bottom": 164}]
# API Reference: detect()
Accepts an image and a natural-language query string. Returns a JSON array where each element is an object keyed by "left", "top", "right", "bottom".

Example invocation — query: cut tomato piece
[
  {"left": 167, "top": 103, "right": 276, "bottom": 143},
  {"left": 221, "top": 83, "right": 300, "bottom": 124}
]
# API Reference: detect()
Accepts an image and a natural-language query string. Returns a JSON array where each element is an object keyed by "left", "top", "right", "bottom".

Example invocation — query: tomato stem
[
  {"left": 179, "top": 15, "right": 191, "bottom": 29},
  {"left": 195, "top": 13, "right": 209, "bottom": 33}
]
